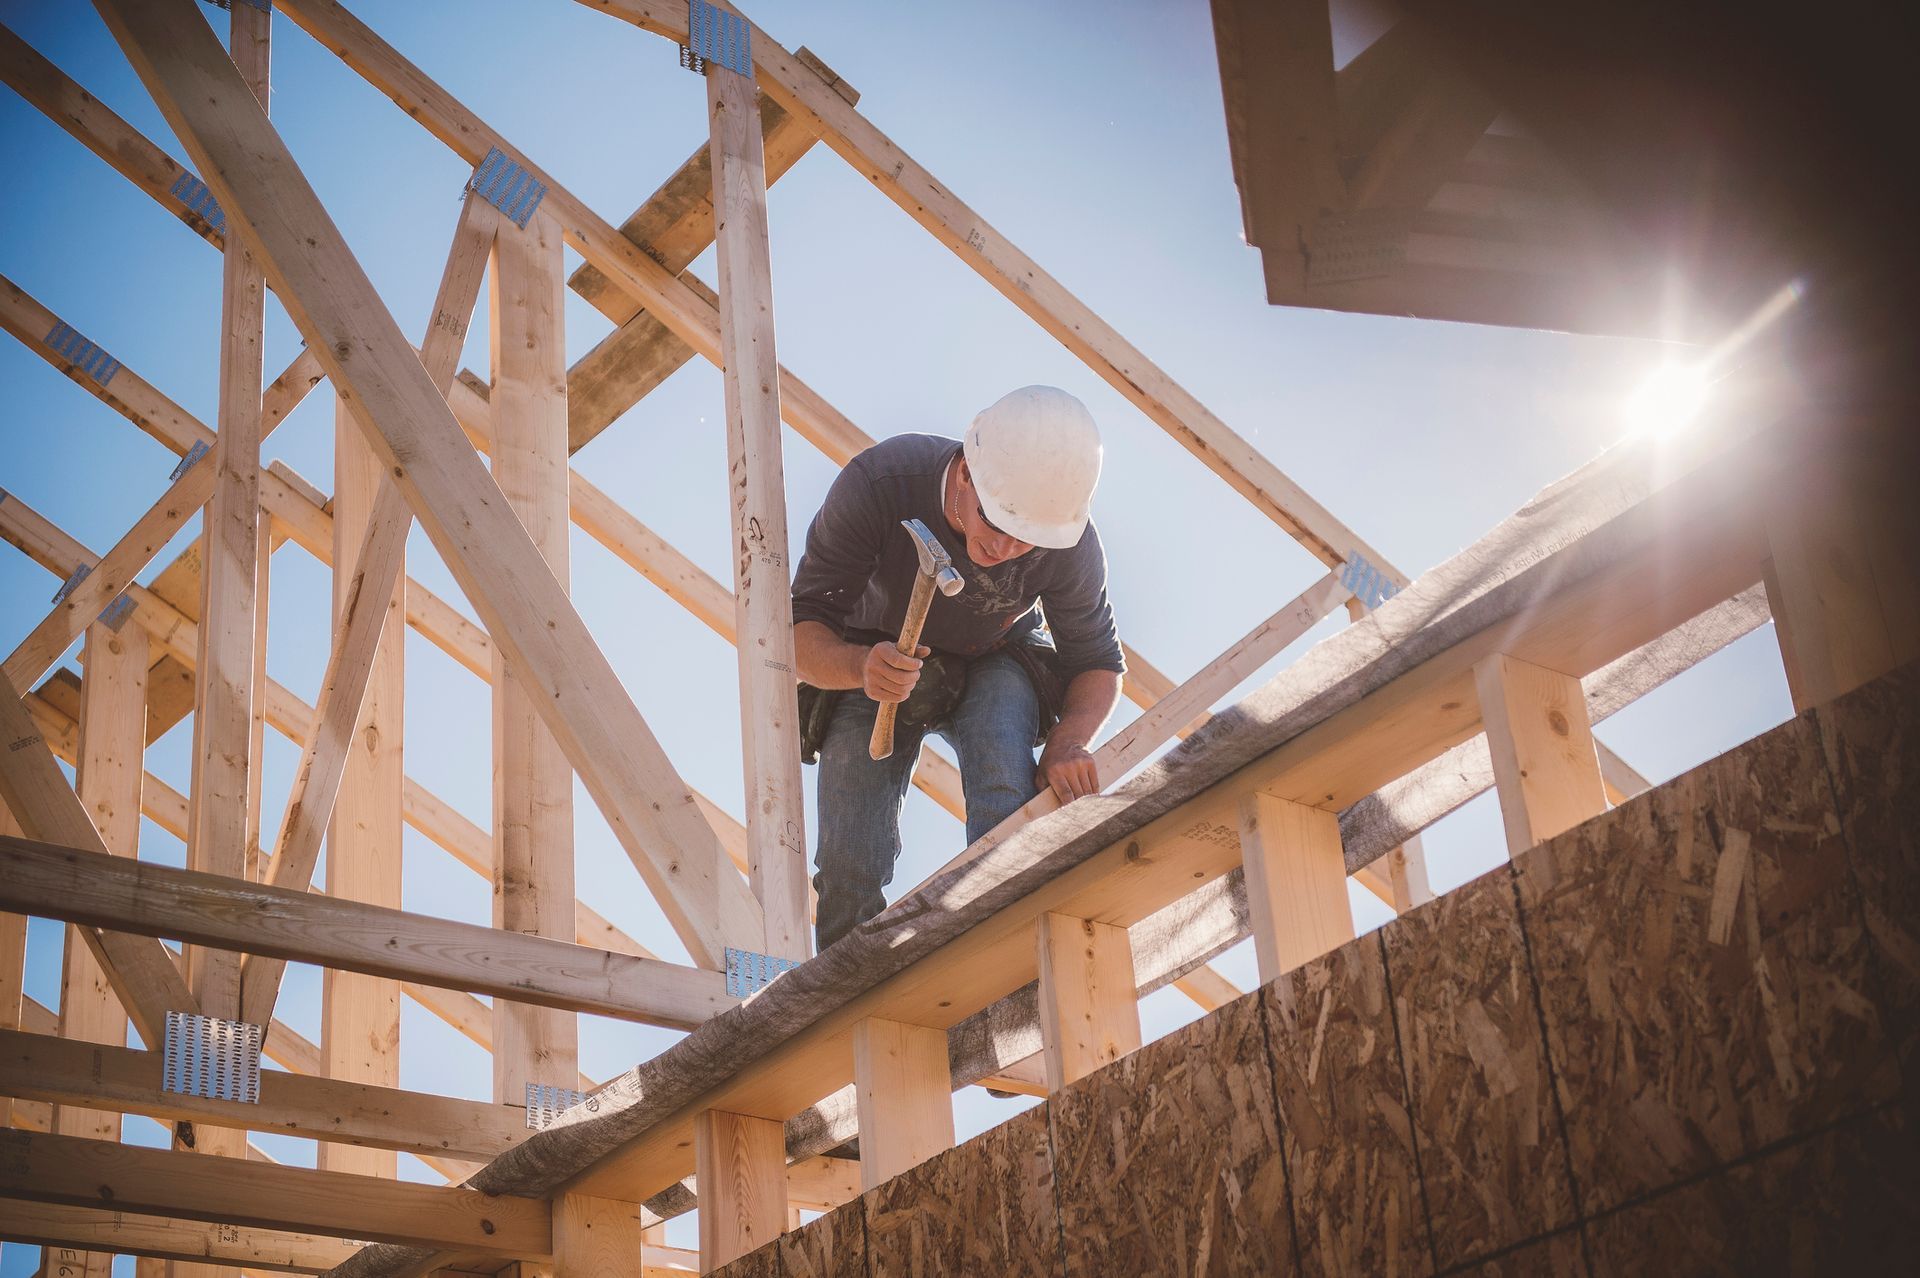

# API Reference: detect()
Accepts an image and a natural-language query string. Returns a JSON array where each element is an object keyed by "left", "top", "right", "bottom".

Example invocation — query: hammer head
[{"left": 900, "top": 518, "right": 964, "bottom": 595}]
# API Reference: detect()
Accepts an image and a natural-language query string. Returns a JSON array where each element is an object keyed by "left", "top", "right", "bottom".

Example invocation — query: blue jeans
[{"left": 813, "top": 650, "right": 1041, "bottom": 950}]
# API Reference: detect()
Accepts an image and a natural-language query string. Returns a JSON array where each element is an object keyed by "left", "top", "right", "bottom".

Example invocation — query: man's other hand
[
  {"left": 1037, "top": 740, "right": 1100, "bottom": 805},
  {"left": 864, "top": 642, "right": 928, "bottom": 703}
]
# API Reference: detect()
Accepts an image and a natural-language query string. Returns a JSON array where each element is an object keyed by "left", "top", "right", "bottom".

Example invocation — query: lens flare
[{"left": 1623, "top": 362, "right": 1711, "bottom": 438}]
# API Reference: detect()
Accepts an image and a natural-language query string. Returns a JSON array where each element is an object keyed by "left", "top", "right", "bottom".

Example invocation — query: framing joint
[
  {"left": 162, "top": 1011, "right": 263, "bottom": 1104},
  {"left": 682, "top": 0, "right": 751, "bottom": 78},
  {"left": 467, "top": 148, "right": 548, "bottom": 229},
  {"left": 725, "top": 946, "right": 799, "bottom": 999}
]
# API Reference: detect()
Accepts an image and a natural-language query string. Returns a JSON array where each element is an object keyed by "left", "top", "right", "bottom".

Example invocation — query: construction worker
[{"left": 792, "top": 385, "right": 1126, "bottom": 950}]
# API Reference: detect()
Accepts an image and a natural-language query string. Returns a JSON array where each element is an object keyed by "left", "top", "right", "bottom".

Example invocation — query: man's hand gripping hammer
[{"left": 871, "top": 518, "right": 964, "bottom": 760}]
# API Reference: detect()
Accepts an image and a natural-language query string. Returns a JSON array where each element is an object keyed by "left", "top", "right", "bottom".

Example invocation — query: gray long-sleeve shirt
[{"left": 790, "top": 434, "right": 1125, "bottom": 679}]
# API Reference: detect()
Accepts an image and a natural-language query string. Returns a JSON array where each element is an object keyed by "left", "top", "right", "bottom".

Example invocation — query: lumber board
[
  {"left": 95, "top": 0, "right": 759, "bottom": 971},
  {"left": 1035, "top": 912, "right": 1140, "bottom": 1092},
  {"left": 488, "top": 202, "right": 580, "bottom": 1100},
  {"left": 695, "top": 1110, "right": 786, "bottom": 1269},
  {"left": 851, "top": 1018, "right": 953, "bottom": 1190},
  {"left": 0, "top": 834, "right": 735, "bottom": 1030},
  {"left": 1474, "top": 651, "right": 1608, "bottom": 855},
  {"left": 0, "top": 1200, "right": 355, "bottom": 1274},
  {"left": 709, "top": 57, "right": 808, "bottom": 960},
  {"left": 0, "top": 1127, "right": 551, "bottom": 1254},
  {"left": 0, "top": 1027, "right": 527, "bottom": 1163},
  {"left": 573, "top": 0, "right": 1397, "bottom": 581}
]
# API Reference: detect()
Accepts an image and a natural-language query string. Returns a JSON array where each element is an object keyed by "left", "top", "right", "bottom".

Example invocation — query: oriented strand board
[
  {"left": 779, "top": 1199, "right": 866, "bottom": 1278},
  {"left": 1814, "top": 659, "right": 1920, "bottom": 1093},
  {"left": 1381, "top": 867, "right": 1574, "bottom": 1269},
  {"left": 863, "top": 1105, "right": 1059, "bottom": 1277},
  {"left": 1515, "top": 710, "right": 1898, "bottom": 1217},
  {"left": 1048, "top": 991, "right": 1291, "bottom": 1276},
  {"left": 1583, "top": 1103, "right": 1920, "bottom": 1275},
  {"left": 1452, "top": 1229, "right": 1587, "bottom": 1277},
  {"left": 1266, "top": 934, "right": 1429, "bottom": 1276},
  {"left": 710, "top": 1239, "right": 781, "bottom": 1278}
]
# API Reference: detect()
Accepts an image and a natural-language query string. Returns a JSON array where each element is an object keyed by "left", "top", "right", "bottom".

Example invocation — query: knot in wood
[{"left": 1547, "top": 709, "right": 1571, "bottom": 737}]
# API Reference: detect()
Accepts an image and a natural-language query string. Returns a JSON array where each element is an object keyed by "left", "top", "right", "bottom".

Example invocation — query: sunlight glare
[{"left": 1623, "top": 362, "right": 1712, "bottom": 439}]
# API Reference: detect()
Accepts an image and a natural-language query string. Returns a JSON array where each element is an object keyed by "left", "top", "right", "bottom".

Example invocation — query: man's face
[{"left": 955, "top": 461, "right": 1035, "bottom": 567}]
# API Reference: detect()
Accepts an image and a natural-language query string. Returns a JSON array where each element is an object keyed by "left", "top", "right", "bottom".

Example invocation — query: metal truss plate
[
  {"left": 525, "top": 1082, "right": 589, "bottom": 1130},
  {"left": 685, "top": 0, "right": 751, "bottom": 77},
  {"left": 467, "top": 148, "right": 549, "bottom": 229},
  {"left": 168, "top": 171, "right": 228, "bottom": 234},
  {"left": 1341, "top": 550, "right": 1399, "bottom": 611},
  {"left": 725, "top": 946, "right": 800, "bottom": 999},
  {"left": 1307, "top": 209, "right": 1411, "bottom": 285},
  {"left": 45, "top": 321, "right": 122, "bottom": 388},
  {"left": 162, "top": 1011, "right": 262, "bottom": 1104}
]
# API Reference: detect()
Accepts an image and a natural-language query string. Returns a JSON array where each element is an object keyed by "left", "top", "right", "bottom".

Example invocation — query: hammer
[{"left": 871, "top": 518, "right": 964, "bottom": 760}]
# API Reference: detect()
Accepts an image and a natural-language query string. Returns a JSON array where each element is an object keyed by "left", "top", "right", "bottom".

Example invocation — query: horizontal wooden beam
[
  {"left": 0, "top": 1127, "right": 550, "bottom": 1255},
  {"left": 0, "top": 1199, "right": 357, "bottom": 1274},
  {"left": 0, "top": 835, "right": 735, "bottom": 1030},
  {"left": 0, "top": 1027, "right": 527, "bottom": 1162}
]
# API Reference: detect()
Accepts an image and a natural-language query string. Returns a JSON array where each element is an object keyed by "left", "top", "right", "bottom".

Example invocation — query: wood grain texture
[
  {"left": 1381, "top": 867, "right": 1573, "bottom": 1270},
  {"left": 552, "top": 1194, "right": 644, "bottom": 1276},
  {"left": 852, "top": 1017, "right": 954, "bottom": 1190},
  {"left": 777, "top": 1199, "right": 865, "bottom": 1278},
  {"left": 1048, "top": 992, "right": 1289, "bottom": 1276},
  {"left": 1814, "top": 660, "right": 1920, "bottom": 1100},
  {"left": 864, "top": 1105, "right": 1059, "bottom": 1278},
  {"left": 1474, "top": 652, "right": 1607, "bottom": 857},
  {"left": 1450, "top": 1229, "right": 1587, "bottom": 1277},
  {"left": 696, "top": 1109, "right": 787, "bottom": 1269},
  {"left": 707, "top": 1239, "right": 779, "bottom": 1278},
  {"left": 1237, "top": 791, "right": 1353, "bottom": 982},
  {"left": 1515, "top": 710, "right": 1897, "bottom": 1217},
  {"left": 1266, "top": 934, "right": 1429, "bottom": 1277},
  {"left": 1583, "top": 1104, "right": 1919, "bottom": 1276},
  {"left": 1035, "top": 912, "right": 1141, "bottom": 1092}
]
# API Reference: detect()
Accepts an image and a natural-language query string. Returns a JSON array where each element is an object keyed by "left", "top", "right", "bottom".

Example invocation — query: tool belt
[{"left": 797, "top": 631, "right": 1066, "bottom": 764}]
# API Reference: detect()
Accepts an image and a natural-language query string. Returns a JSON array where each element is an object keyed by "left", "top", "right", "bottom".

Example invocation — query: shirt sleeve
[
  {"left": 1040, "top": 523, "right": 1127, "bottom": 679},
  {"left": 790, "top": 454, "right": 888, "bottom": 635}
]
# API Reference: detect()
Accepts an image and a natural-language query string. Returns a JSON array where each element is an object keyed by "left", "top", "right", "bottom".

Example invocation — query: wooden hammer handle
[{"left": 870, "top": 572, "right": 939, "bottom": 760}]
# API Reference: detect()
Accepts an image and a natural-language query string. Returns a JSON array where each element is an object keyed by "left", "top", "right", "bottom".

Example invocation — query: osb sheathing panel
[
  {"left": 711, "top": 1240, "right": 781, "bottom": 1278},
  {"left": 1451, "top": 1229, "right": 1587, "bottom": 1277},
  {"left": 1816, "top": 660, "right": 1920, "bottom": 1094},
  {"left": 863, "top": 1105, "right": 1059, "bottom": 1277},
  {"left": 1266, "top": 934, "right": 1429, "bottom": 1276},
  {"left": 1583, "top": 1103, "right": 1919, "bottom": 1275},
  {"left": 780, "top": 1199, "right": 866, "bottom": 1278},
  {"left": 1516, "top": 710, "right": 1899, "bottom": 1217},
  {"left": 1048, "top": 991, "right": 1292, "bottom": 1277},
  {"left": 1381, "top": 867, "right": 1575, "bottom": 1270}
]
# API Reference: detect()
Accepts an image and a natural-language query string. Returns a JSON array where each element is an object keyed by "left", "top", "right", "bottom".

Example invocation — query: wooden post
[
  {"left": 694, "top": 1108, "right": 786, "bottom": 1269},
  {"left": 246, "top": 516, "right": 270, "bottom": 881},
  {"left": 1237, "top": 790, "right": 1353, "bottom": 983},
  {"left": 1763, "top": 444, "right": 1919, "bottom": 713},
  {"left": 1474, "top": 652, "right": 1608, "bottom": 857},
  {"left": 489, "top": 207, "right": 579, "bottom": 1104},
  {"left": 852, "top": 1016, "right": 955, "bottom": 1190},
  {"left": 553, "top": 1194, "right": 645, "bottom": 1277},
  {"left": 183, "top": 0, "right": 269, "bottom": 1029},
  {"left": 53, "top": 622, "right": 148, "bottom": 1278},
  {"left": 708, "top": 59, "right": 808, "bottom": 960},
  {"left": 318, "top": 398, "right": 404, "bottom": 1178},
  {"left": 1035, "top": 911, "right": 1142, "bottom": 1091}
]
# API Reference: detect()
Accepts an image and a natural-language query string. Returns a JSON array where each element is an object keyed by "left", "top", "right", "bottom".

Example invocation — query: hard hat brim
[{"left": 975, "top": 487, "right": 1088, "bottom": 550}]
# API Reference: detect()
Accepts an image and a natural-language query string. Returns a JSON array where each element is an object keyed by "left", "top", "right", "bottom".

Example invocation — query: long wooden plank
[
  {"left": 0, "top": 1128, "right": 551, "bottom": 1255},
  {"left": 1473, "top": 652, "right": 1607, "bottom": 856},
  {"left": 572, "top": 0, "right": 1398, "bottom": 582},
  {"left": 0, "top": 834, "right": 734, "bottom": 1030},
  {"left": 0, "top": 1201, "right": 355, "bottom": 1275},
  {"left": 0, "top": 675, "right": 193, "bottom": 1046},
  {"left": 94, "top": 0, "right": 758, "bottom": 971},
  {"left": 0, "top": 1028, "right": 527, "bottom": 1163},
  {"left": 709, "top": 57, "right": 808, "bottom": 961},
  {"left": 488, "top": 203, "right": 579, "bottom": 1101},
  {"left": 50, "top": 621, "right": 147, "bottom": 1278}
]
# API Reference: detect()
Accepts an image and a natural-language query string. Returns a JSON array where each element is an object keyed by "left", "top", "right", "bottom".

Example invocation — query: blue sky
[{"left": 0, "top": 0, "right": 1792, "bottom": 1266}]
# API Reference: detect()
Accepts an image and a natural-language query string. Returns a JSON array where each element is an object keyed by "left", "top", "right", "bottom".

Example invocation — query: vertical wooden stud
[
  {"left": 1036, "top": 911, "right": 1142, "bottom": 1091},
  {"left": 1474, "top": 652, "right": 1608, "bottom": 856},
  {"left": 1237, "top": 790, "right": 1353, "bottom": 982},
  {"left": 0, "top": 799, "right": 26, "bottom": 1130},
  {"left": 852, "top": 1016, "right": 955, "bottom": 1189},
  {"left": 489, "top": 207, "right": 579, "bottom": 1104},
  {"left": 695, "top": 1108, "right": 787, "bottom": 1269},
  {"left": 709, "top": 58, "right": 809, "bottom": 961},
  {"left": 52, "top": 623, "right": 147, "bottom": 1276},
  {"left": 553, "top": 1193, "right": 645, "bottom": 1276},
  {"left": 318, "top": 399, "right": 404, "bottom": 1178}
]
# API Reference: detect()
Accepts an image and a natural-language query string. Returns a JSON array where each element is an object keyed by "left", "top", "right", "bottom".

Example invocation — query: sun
[{"left": 1623, "top": 362, "right": 1712, "bottom": 439}]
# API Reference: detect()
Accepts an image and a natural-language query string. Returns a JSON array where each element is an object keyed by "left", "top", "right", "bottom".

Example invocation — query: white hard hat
[{"left": 963, "top": 386, "right": 1103, "bottom": 549}]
